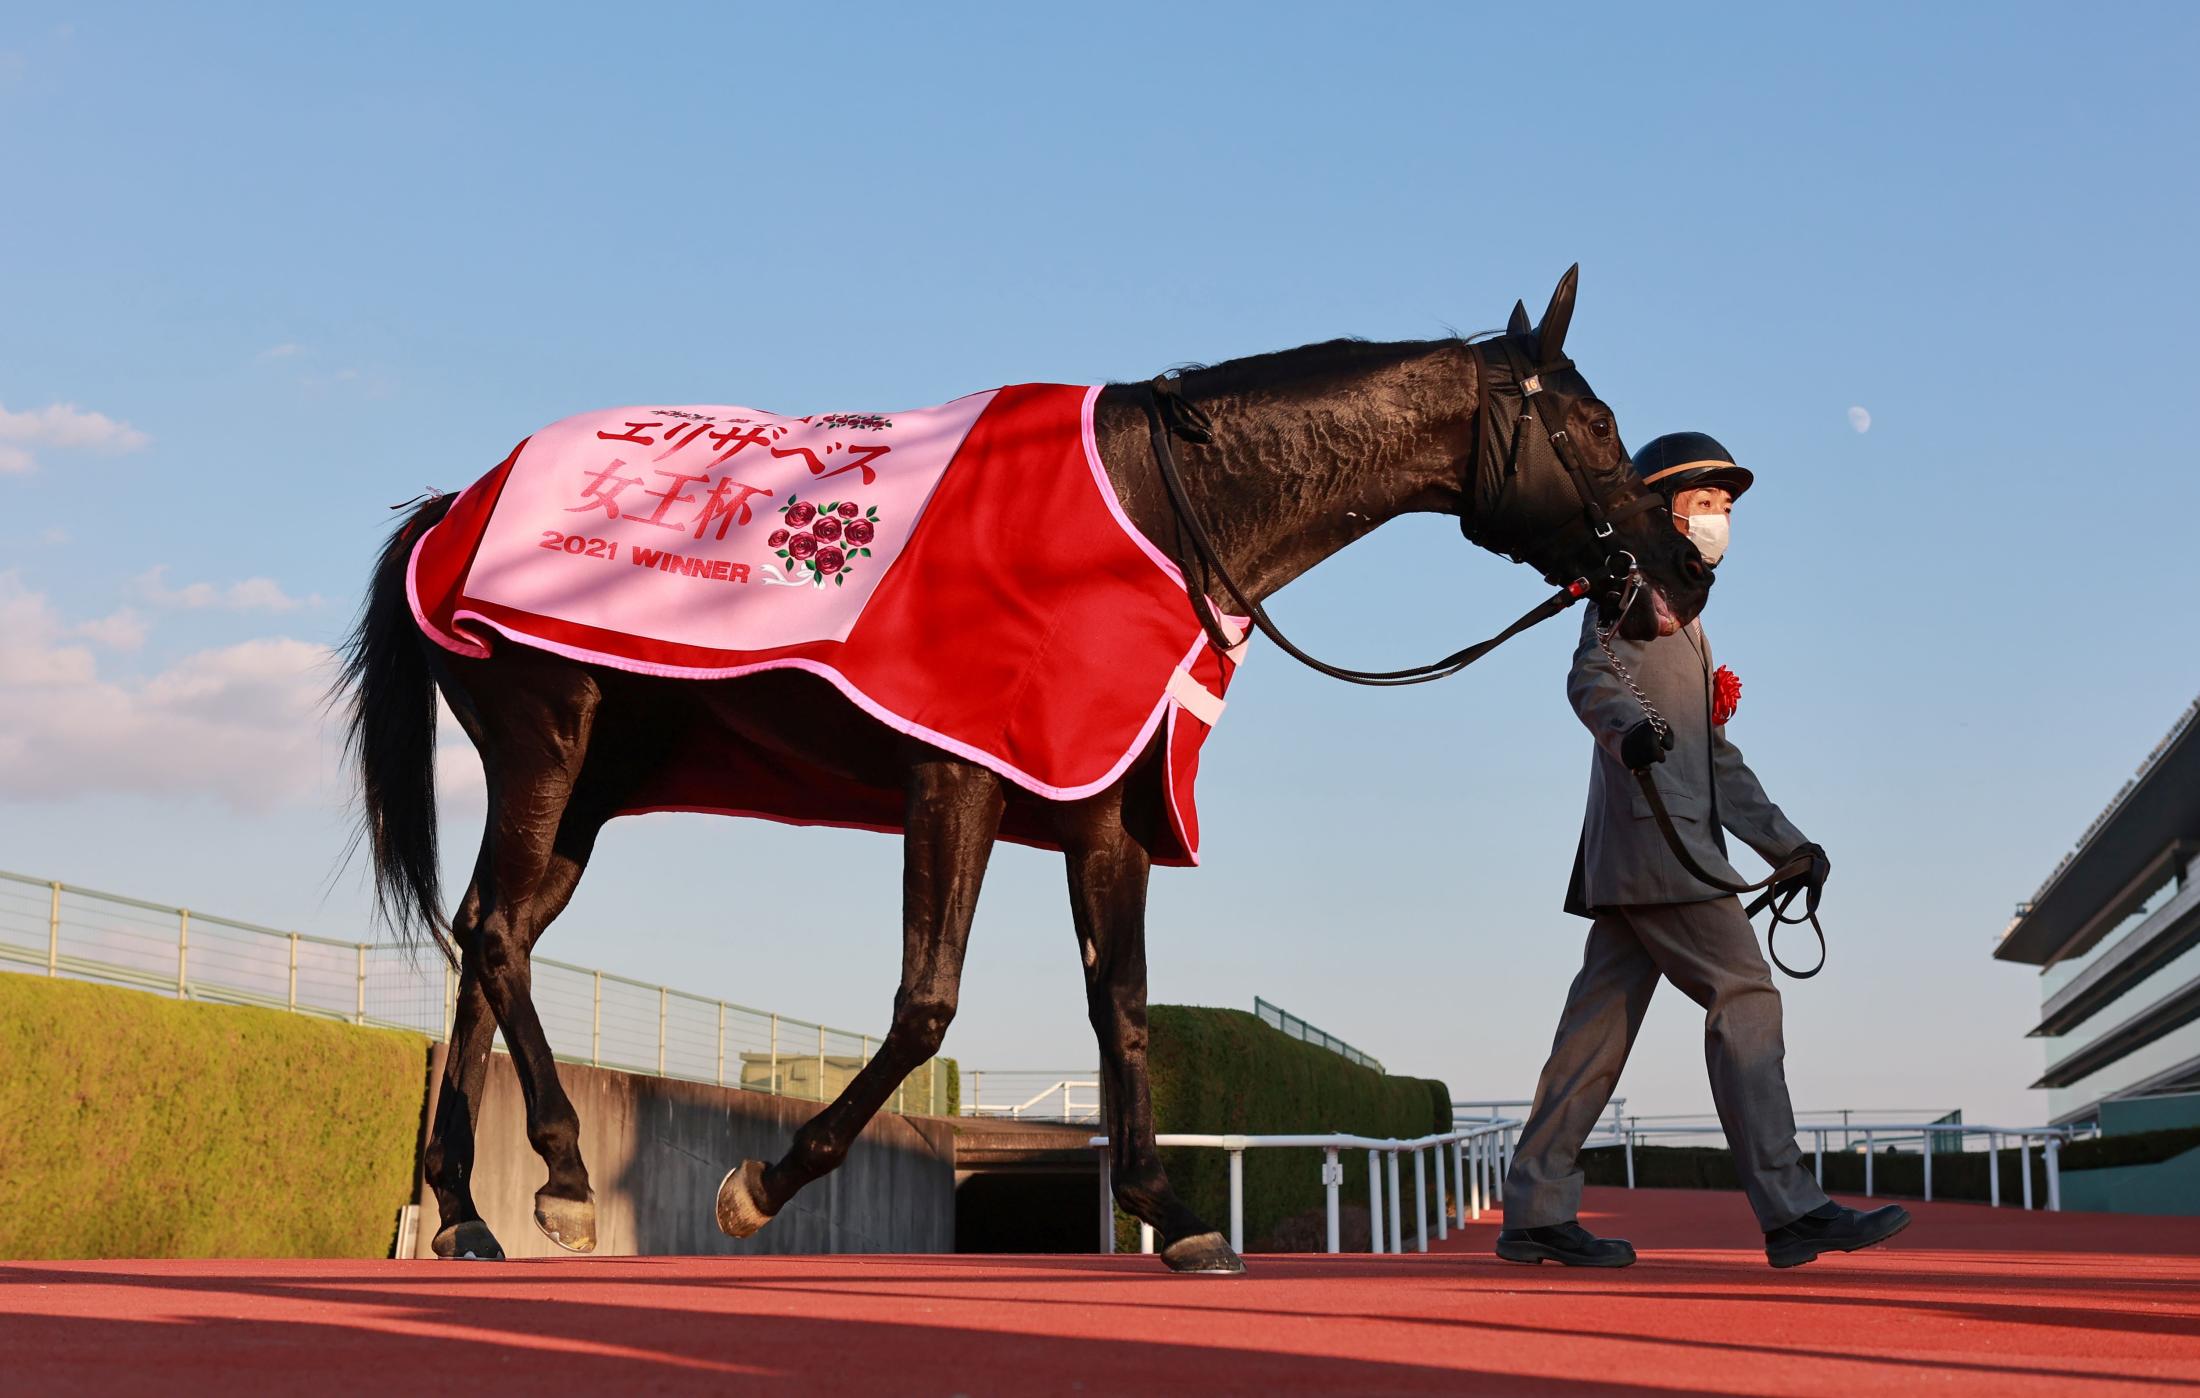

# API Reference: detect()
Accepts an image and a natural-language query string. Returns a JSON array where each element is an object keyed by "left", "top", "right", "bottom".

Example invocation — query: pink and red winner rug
[{"left": 408, "top": 383, "right": 1244, "bottom": 863}]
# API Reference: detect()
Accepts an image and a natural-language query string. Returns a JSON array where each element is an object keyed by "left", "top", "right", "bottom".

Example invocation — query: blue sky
[{"left": 2, "top": 3, "right": 2195, "bottom": 1127}]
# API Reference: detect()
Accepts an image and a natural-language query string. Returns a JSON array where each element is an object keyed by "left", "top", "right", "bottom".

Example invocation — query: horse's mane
[{"left": 1171, "top": 334, "right": 1479, "bottom": 398}]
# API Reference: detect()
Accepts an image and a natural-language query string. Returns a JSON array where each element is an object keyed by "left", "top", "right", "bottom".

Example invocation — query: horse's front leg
[
  {"left": 1059, "top": 794, "right": 1242, "bottom": 1274},
  {"left": 717, "top": 751, "right": 1003, "bottom": 1237}
]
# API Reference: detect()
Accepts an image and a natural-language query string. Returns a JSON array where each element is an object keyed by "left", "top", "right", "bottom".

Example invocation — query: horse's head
[{"left": 1461, "top": 267, "right": 1712, "bottom": 640}]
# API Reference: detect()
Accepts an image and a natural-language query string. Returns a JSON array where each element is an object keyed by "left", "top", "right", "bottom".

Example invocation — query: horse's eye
[{"left": 1591, "top": 417, "right": 1613, "bottom": 438}]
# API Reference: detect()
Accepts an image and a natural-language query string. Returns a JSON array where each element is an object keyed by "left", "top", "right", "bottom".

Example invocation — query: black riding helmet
[{"left": 1631, "top": 431, "right": 1753, "bottom": 500}]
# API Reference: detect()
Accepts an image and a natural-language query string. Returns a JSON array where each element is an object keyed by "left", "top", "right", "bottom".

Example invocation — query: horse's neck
[{"left": 1097, "top": 344, "right": 1477, "bottom": 605}]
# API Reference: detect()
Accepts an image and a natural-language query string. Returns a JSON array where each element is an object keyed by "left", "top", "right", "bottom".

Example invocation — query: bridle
[
  {"left": 1139, "top": 339, "right": 1830, "bottom": 977},
  {"left": 1135, "top": 336, "right": 1659, "bottom": 687}
]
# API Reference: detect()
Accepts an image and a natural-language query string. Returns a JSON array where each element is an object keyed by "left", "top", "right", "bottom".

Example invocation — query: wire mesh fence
[
  {"left": 0, "top": 868, "right": 946, "bottom": 1114},
  {"left": 959, "top": 1069, "right": 1100, "bottom": 1123},
  {"left": 1254, "top": 995, "right": 1384, "bottom": 1072}
]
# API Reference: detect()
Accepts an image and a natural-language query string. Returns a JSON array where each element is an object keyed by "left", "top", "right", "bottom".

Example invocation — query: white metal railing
[
  {"left": 1253, "top": 997, "right": 1384, "bottom": 1072},
  {"left": 1088, "top": 1120, "right": 1522, "bottom": 1256},
  {"left": 1604, "top": 1119, "right": 2078, "bottom": 1211},
  {"left": 961, "top": 1072, "right": 1100, "bottom": 1123},
  {"left": 0, "top": 867, "right": 945, "bottom": 1113},
  {"left": 1463, "top": 1097, "right": 2078, "bottom": 1211},
  {"left": 1457, "top": 1098, "right": 1628, "bottom": 1149}
]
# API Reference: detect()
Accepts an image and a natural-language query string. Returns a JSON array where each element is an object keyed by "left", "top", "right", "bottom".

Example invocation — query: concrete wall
[
  {"left": 2059, "top": 1144, "right": 2200, "bottom": 1217},
  {"left": 2100, "top": 1092, "right": 2200, "bottom": 1136},
  {"left": 412, "top": 1046, "right": 956, "bottom": 1258}
]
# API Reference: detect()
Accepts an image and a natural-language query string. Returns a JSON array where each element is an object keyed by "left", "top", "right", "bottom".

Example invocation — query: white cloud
[
  {"left": 0, "top": 401, "right": 152, "bottom": 474},
  {"left": 1847, "top": 405, "right": 1872, "bottom": 434},
  {"left": 134, "top": 565, "right": 321, "bottom": 613},
  {"left": 260, "top": 343, "right": 306, "bottom": 360},
  {"left": 74, "top": 608, "right": 148, "bottom": 651},
  {"left": 38, "top": 526, "right": 69, "bottom": 545},
  {"left": 0, "top": 573, "right": 335, "bottom": 810},
  {"left": 0, "top": 401, "right": 152, "bottom": 452}
]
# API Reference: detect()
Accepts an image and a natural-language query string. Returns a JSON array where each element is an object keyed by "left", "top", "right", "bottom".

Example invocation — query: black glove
[
  {"left": 1619, "top": 719, "right": 1675, "bottom": 771},
  {"left": 1785, "top": 841, "right": 1831, "bottom": 898}
]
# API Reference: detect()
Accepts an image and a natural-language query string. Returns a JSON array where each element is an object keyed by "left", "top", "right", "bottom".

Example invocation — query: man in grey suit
[{"left": 1495, "top": 432, "right": 1911, "bottom": 1271}]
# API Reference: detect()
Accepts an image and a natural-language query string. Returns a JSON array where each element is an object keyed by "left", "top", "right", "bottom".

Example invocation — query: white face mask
[{"left": 1683, "top": 511, "right": 1730, "bottom": 566}]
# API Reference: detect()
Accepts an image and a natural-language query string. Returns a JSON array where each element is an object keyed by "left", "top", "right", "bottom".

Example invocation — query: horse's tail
[{"left": 340, "top": 493, "right": 457, "bottom": 963}]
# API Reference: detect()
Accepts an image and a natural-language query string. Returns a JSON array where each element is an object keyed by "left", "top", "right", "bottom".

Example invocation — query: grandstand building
[{"left": 1996, "top": 695, "right": 2200, "bottom": 1126}]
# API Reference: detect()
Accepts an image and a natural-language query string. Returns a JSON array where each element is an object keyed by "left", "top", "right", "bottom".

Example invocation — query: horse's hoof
[
  {"left": 1160, "top": 1231, "right": 1246, "bottom": 1275},
  {"left": 715, "top": 1160, "right": 777, "bottom": 1239},
  {"left": 430, "top": 1218, "right": 506, "bottom": 1261},
  {"left": 534, "top": 1190, "right": 597, "bottom": 1254}
]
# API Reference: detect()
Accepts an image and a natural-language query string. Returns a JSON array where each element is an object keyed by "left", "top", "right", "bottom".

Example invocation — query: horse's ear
[
  {"left": 1536, "top": 264, "right": 1580, "bottom": 363},
  {"left": 1508, "top": 300, "right": 1532, "bottom": 337}
]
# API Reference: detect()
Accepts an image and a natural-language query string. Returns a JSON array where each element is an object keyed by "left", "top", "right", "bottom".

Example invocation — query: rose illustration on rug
[
  {"left": 769, "top": 493, "right": 880, "bottom": 588},
  {"left": 1713, "top": 664, "right": 1742, "bottom": 726}
]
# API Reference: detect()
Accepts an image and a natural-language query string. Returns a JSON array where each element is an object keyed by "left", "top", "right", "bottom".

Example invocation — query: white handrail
[
  {"left": 1601, "top": 1119, "right": 2076, "bottom": 1210},
  {"left": 1086, "top": 1121, "right": 1523, "bottom": 1255}
]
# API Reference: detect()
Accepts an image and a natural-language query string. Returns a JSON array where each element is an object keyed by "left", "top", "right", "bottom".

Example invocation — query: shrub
[
  {"left": 0, "top": 974, "right": 429, "bottom": 1259},
  {"left": 1136, "top": 1005, "right": 1451, "bottom": 1251}
]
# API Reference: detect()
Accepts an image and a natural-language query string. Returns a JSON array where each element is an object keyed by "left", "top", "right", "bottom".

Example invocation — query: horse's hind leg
[
  {"left": 427, "top": 662, "right": 607, "bottom": 1256},
  {"left": 717, "top": 751, "right": 1002, "bottom": 1238},
  {"left": 1059, "top": 793, "right": 1242, "bottom": 1274},
  {"left": 423, "top": 821, "right": 598, "bottom": 1259}
]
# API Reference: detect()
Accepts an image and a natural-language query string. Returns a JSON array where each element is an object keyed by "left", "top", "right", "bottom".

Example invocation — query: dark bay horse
[{"left": 343, "top": 267, "right": 1710, "bottom": 1271}]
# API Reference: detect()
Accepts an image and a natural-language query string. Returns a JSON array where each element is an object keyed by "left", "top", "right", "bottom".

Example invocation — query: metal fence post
[
  {"left": 1923, "top": 1136, "right": 1934, "bottom": 1203},
  {"left": 1814, "top": 1128, "right": 1824, "bottom": 1186},
  {"left": 47, "top": 882, "right": 61, "bottom": 976},
  {"left": 769, "top": 1013, "right": 780, "bottom": 1094},
  {"left": 1096, "top": 1148, "right": 1115, "bottom": 1253},
  {"left": 657, "top": 986, "right": 668, "bottom": 1076},
  {"left": 354, "top": 943, "right": 365, "bottom": 1025},
  {"left": 716, "top": 1001, "right": 726, "bottom": 1086},
  {"left": 1368, "top": 1150, "right": 1384, "bottom": 1254},
  {"left": 2021, "top": 1137, "right": 2034, "bottom": 1210},
  {"left": 1989, "top": 1133, "right": 2001, "bottom": 1207},
  {"left": 1324, "top": 1147, "right": 1342, "bottom": 1253},
  {"left": 2046, "top": 1136, "right": 2062, "bottom": 1212},
  {"left": 1386, "top": 1150, "right": 1403, "bottom": 1254},
  {"left": 1434, "top": 1137, "right": 1450, "bottom": 1240},
  {"left": 1413, "top": 1147, "right": 1428, "bottom": 1253},
  {"left": 1625, "top": 1128, "right": 1636, "bottom": 1189},
  {"left": 970, "top": 1070, "right": 980, "bottom": 1115},
  {"left": 816, "top": 1024, "right": 826, "bottom": 1103},
  {"left": 287, "top": 932, "right": 299, "bottom": 1011},
  {"left": 178, "top": 909, "right": 190, "bottom": 999},
  {"left": 1228, "top": 1148, "right": 1244, "bottom": 1254},
  {"left": 591, "top": 972, "right": 602, "bottom": 1066}
]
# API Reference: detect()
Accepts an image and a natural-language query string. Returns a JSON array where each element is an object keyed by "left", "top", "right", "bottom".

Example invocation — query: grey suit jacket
[{"left": 1563, "top": 611, "right": 1808, "bottom": 915}]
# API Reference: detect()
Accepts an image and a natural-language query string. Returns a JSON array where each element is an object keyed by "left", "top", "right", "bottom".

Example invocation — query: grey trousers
[{"left": 1504, "top": 896, "right": 1828, "bottom": 1231}]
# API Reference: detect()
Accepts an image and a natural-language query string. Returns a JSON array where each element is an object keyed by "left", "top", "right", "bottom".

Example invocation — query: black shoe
[
  {"left": 1764, "top": 1201, "right": 1912, "bottom": 1269},
  {"left": 1494, "top": 1220, "right": 1637, "bottom": 1268}
]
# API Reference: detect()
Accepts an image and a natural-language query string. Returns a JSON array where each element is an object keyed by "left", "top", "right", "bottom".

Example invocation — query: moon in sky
[{"left": 1847, "top": 406, "right": 1872, "bottom": 434}]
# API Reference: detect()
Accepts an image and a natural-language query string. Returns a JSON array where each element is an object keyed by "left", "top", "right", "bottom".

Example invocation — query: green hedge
[
  {"left": 2064, "top": 1126, "right": 2200, "bottom": 1171},
  {"left": 1139, "top": 1005, "right": 1450, "bottom": 1251},
  {"left": 0, "top": 974, "right": 430, "bottom": 1259}
]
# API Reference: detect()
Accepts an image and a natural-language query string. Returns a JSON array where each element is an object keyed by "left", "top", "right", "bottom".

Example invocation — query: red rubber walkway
[{"left": 5, "top": 1188, "right": 2197, "bottom": 1395}]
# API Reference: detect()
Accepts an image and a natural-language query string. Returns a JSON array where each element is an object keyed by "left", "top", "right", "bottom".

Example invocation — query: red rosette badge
[{"left": 1712, "top": 664, "right": 1742, "bottom": 726}]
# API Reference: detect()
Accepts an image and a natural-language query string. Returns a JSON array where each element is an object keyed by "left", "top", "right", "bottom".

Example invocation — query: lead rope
[{"left": 1597, "top": 587, "right": 1827, "bottom": 978}]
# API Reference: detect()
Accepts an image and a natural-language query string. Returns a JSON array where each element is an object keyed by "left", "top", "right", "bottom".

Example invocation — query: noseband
[{"left": 1137, "top": 339, "right": 1656, "bottom": 687}]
